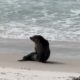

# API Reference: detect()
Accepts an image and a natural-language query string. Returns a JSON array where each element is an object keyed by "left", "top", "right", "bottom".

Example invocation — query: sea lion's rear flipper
[{"left": 18, "top": 52, "right": 37, "bottom": 61}]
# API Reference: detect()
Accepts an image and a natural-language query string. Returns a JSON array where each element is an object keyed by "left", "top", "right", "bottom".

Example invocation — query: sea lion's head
[{"left": 30, "top": 35, "right": 45, "bottom": 43}]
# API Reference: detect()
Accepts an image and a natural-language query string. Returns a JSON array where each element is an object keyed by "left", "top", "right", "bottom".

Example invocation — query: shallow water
[{"left": 0, "top": 0, "right": 80, "bottom": 41}]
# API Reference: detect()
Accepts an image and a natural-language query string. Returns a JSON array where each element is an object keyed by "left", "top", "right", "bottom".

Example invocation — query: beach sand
[{"left": 0, "top": 38, "right": 80, "bottom": 80}]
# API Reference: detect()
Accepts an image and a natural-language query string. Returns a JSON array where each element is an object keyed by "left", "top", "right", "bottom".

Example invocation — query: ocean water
[{"left": 0, "top": 0, "right": 80, "bottom": 41}]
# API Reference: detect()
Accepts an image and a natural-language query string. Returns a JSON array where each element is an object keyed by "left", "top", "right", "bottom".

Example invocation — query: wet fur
[{"left": 20, "top": 35, "right": 50, "bottom": 62}]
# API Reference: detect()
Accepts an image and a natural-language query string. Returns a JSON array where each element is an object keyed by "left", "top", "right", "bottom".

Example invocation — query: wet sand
[{"left": 0, "top": 38, "right": 80, "bottom": 73}]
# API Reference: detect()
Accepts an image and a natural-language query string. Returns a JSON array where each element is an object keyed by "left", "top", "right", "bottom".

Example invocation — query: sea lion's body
[{"left": 21, "top": 35, "right": 50, "bottom": 62}]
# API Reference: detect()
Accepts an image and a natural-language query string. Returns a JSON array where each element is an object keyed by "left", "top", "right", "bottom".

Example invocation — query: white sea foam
[
  {"left": 0, "top": 20, "right": 80, "bottom": 41},
  {"left": 71, "top": 9, "right": 80, "bottom": 16}
]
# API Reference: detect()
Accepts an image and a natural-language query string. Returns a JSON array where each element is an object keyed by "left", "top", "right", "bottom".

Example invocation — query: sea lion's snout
[
  {"left": 30, "top": 37, "right": 32, "bottom": 39},
  {"left": 30, "top": 36, "right": 34, "bottom": 41}
]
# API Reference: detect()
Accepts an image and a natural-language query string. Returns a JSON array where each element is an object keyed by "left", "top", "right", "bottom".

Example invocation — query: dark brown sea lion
[{"left": 20, "top": 35, "right": 50, "bottom": 63}]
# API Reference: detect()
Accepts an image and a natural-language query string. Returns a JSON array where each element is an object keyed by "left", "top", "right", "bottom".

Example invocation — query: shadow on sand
[
  {"left": 18, "top": 59, "right": 64, "bottom": 65},
  {"left": 45, "top": 61, "right": 64, "bottom": 64}
]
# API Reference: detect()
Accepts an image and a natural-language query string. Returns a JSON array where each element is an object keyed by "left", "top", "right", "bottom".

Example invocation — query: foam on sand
[{"left": 0, "top": 67, "right": 80, "bottom": 80}]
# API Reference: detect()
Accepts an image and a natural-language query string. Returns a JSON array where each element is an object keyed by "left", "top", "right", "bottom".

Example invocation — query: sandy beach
[
  {"left": 0, "top": 0, "right": 80, "bottom": 79},
  {"left": 0, "top": 38, "right": 80, "bottom": 80}
]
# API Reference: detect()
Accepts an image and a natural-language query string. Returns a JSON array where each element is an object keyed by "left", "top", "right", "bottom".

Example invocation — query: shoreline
[
  {"left": 0, "top": 38, "right": 79, "bottom": 73},
  {"left": 0, "top": 53, "right": 80, "bottom": 73}
]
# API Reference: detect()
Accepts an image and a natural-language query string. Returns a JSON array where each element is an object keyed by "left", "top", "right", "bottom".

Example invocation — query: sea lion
[{"left": 20, "top": 35, "right": 50, "bottom": 63}]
